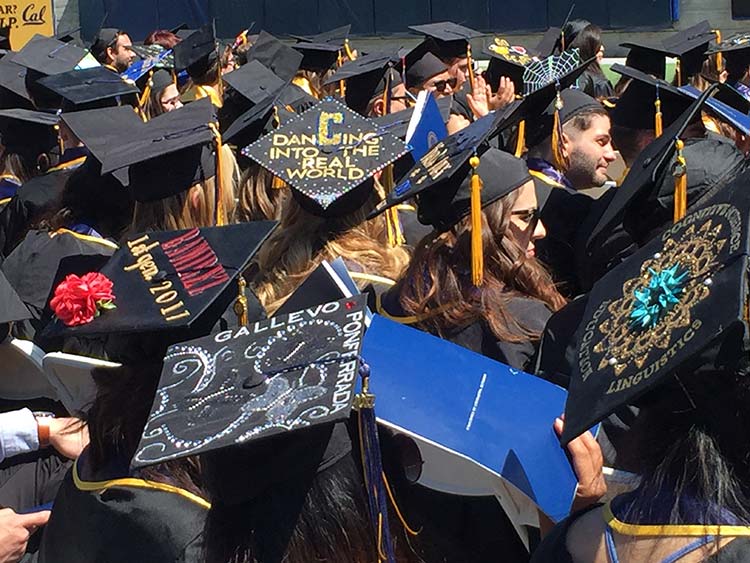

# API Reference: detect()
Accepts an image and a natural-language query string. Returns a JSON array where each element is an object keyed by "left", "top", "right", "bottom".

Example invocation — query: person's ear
[
  {"left": 36, "top": 153, "right": 50, "bottom": 173},
  {"left": 371, "top": 98, "right": 385, "bottom": 117},
  {"left": 561, "top": 131, "right": 573, "bottom": 159},
  {"left": 189, "top": 185, "right": 202, "bottom": 210}
]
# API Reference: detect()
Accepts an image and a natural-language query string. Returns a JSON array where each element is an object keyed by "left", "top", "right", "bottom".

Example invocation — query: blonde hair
[
  {"left": 253, "top": 190, "right": 410, "bottom": 315},
  {"left": 130, "top": 145, "right": 238, "bottom": 232},
  {"left": 234, "top": 162, "right": 289, "bottom": 223}
]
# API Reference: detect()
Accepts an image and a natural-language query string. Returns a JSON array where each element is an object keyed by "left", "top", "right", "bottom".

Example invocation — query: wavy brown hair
[
  {"left": 234, "top": 162, "right": 289, "bottom": 223},
  {"left": 253, "top": 190, "right": 410, "bottom": 315},
  {"left": 398, "top": 191, "right": 565, "bottom": 343}
]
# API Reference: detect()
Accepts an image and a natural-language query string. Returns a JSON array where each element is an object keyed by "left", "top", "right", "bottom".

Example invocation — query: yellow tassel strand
[
  {"left": 344, "top": 38, "right": 357, "bottom": 61},
  {"left": 675, "top": 58, "right": 682, "bottom": 87},
  {"left": 138, "top": 70, "right": 154, "bottom": 109},
  {"left": 469, "top": 155, "right": 484, "bottom": 287},
  {"left": 654, "top": 94, "right": 663, "bottom": 138},
  {"left": 338, "top": 50, "right": 346, "bottom": 97},
  {"left": 467, "top": 43, "right": 476, "bottom": 95},
  {"left": 550, "top": 91, "right": 566, "bottom": 171},
  {"left": 673, "top": 139, "right": 687, "bottom": 222},
  {"left": 714, "top": 30, "right": 723, "bottom": 73},
  {"left": 514, "top": 120, "right": 526, "bottom": 157},
  {"left": 382, "top": 165, "right": 404, "bottom": 247},
  {"left": 208, "top": 123, "right": 226, "bottom": 226}
]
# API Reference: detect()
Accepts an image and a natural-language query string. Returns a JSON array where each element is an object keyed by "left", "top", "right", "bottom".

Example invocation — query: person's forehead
[{"left": 117, "top": 34, "right": 133, "bottom": 46}]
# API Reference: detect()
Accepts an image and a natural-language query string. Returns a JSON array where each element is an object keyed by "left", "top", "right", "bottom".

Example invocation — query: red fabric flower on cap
[{"left": 50, "top": 272, "right": 117, "bottom": 327}]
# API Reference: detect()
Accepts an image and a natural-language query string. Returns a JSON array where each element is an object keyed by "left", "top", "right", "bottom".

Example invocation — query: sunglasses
[
  {"left": 510, "top": 208, "right": 541, "bottom": 231},
  {"left": 429, "top": 77, "right": 458, "bottom": 93}
]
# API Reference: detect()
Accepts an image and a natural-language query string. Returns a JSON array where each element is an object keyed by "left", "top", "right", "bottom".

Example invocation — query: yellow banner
[{"left": 2, "top": 1, "right": 55, "bottom": 50}]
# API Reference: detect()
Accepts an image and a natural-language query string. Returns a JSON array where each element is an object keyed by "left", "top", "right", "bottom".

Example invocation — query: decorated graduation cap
[
  {"left": 245, "top": 31, "right": 303, "bottom": 82},
  {"left": 408, "top": 21, "right": 482, "bottom": 61},
  {"left": 36, "top": 66, "right": 138, "bottom": 110},
  {"left": 41, "top": 221, "right": 277, "bottom": 340},
  {"left": 130, "top": 293, "right": 367, "bottom": 470},
  {"left": 484, "top": 37, "right": 537, "bottom": 93},
  {"left": 559, "top": 184, "right": 750, "bottom": 444},
  {"left": 610, "top": 64, "right": 693, "bottom": 135},
  {"left": 0, "top": 108, "right": 58, "bottom": 156},
  {"left": 172, "top": 23, "right": 217, "bottom": 77},
  {"left": 123, "top": 45, "right": 174, "bottom": 83},
  {"left": 100, "top": 98, "right": 220, "bottom": 203},
  {"left": 323, "top": 51, "right": 401, "bottom": 115},
  {"left": 403, "top": 39, "right": 448, "bottom": 89},
  {"left": 242, "top": 97, "right": 409, "bottom": 217}
]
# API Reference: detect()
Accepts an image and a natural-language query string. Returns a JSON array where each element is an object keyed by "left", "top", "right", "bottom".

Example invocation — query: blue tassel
[{"left": 356, "top": 361, "right": 396, "bottom": 563}]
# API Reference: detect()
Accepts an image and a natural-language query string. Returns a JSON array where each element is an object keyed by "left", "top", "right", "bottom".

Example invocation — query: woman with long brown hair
[{"left": 378, "top": 147, "right": 564, "bottom": 371}]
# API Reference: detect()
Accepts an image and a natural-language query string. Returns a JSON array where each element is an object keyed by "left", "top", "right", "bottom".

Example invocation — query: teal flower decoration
[{"left": 629, "top": 264, "right": 688, "bottom": 331}]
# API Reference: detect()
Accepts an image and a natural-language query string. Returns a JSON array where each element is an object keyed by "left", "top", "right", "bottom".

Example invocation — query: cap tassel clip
[
  {"left": 673, "top": 139, "right": 687, "bottom": 222},
  {"left": 355, "top": 362, "right": 417, "bottom": 563},
  {"left": 654, "top": 85, "right": 663, "bottom": 138},
  {"left": 514, "top": 119, "right": 526, "bottom": 157},
  {"left": 550, "top": 87, "right": 567, "bottom": 172},
  {"left": 233, "top": 275, "right": 248, "bottom": 326},
  {"left": 469, "top": 154, "right": 484, "bottom": 287}
]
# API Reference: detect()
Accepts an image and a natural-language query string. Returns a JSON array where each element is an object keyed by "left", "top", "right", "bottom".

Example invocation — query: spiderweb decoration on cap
[{"left": 523, "top": 49, "right": 581, "bottom": 96}]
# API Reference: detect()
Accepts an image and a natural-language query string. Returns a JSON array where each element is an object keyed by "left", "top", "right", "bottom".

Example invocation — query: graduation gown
[
  {"left": 37, "top": 451, "right": 207, "bottom": 563},
  {"left": 378, "top": 285, "right": 551, "bottom": 372}
]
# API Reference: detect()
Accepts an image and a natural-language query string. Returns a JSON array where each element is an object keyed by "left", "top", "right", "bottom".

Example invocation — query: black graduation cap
[
  {"left": 610, "top": 64, "right": 693, "bottom": 131},
  {"left": 408, "top": 22, "right": 482, "bottom": 60},
  {"left": 323, "top": 51, "right": 401, "bottom": 115},
  {"left": 403, "top": 40, "right": 448, "bottom": 89},
  {"left": 0, "top": 107, "right": 58, "bottom": 154},
  {"left": 0, "top": 269, "right": 31, "bottom": 326},
  {"left": 292, "top": 41, "right": 340, "bottom": 73},
  {"left": 36, "top": 66, "right": 138, "bottom": 109},
  {"left": 223, "top": 59, "right": 285, "bottom": 106},
  {"left": 0, "top": 56, "right": 32, "bottom": 105},
  {"left": 242, "top": 97, "right": 409, "bottom": 216},
  {"left": 290, "top": 24, "right": 351, "bottom": 45},
  {"left": 484, "top": 37, "right": 536, "bottom": 93},
  {"left": 245, "top": 31, "right": 303, "bottom": 82},
  {"left": 535, "top": 27, "right": 562, "bottom": 58},
  {"left": 169, "top": 23, "right": 190, "bottom": 35},
  {"left": 707, "top": 31, "right": 750, "bottom": 55},
  {"left": 172, "top": 23, "right": 217, "bottom": 75},
  {"left": 659, "top": 20, "right": 715, "bottom": 80},
  {"left": 559, "top": 185, "right": 750, "bottom": 444},
  {"left": 41, "top": 222, "right": 278, "bottom": 339},
  {"left": 90, "top": 28, "right": 121, "bottom": 61},
  {"left": 100, "top": 98, "right": 218, "bottom": 202},
  {"left": 618, "top": 42, "right": 667, "bottom": 80},
  {"left": 1, "top": 229, "right": 117, "bottom": 314},
  {"left": 221, "top": 81, "right": 285, "bottom": 147},
  {"left": 55, "top": 26, "right": 83, "bottom": 45},
  {"left": 130, "top": 293, "right": 367, "bottom": 471},
  {"left": 586, "top": 85, "right": 718, "bottom": 251},
  {"left": 13, "top": 34, "right": 87, "bottom": 75},
  {"left": 682, "top": 83, "right": 750, "bottom": 136},
  {"left": 149, "top": 68, "right": 175, "bottom": 93}
]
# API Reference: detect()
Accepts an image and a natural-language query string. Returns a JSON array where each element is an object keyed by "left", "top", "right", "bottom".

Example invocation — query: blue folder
[
  {"left": 362, "top": 315, "right": 580, "bottom": 523},
  {"left": 405, "top": 92, "right": 448, "bottom": 161}
]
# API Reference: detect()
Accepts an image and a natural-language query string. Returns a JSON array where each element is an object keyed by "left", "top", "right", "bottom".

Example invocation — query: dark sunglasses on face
[{"left": 430, "top": 77, "right": 458, "bottom": 93}]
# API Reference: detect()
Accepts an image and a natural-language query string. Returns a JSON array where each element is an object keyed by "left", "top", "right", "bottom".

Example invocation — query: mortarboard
[
  {"left": 245, "top": 31, "right": 303, "bottom": 82},
  {"left": 123, "top": 45, "right": 174, "bottom": 83},
  {"left": 221, "top": 82, "right": 285, "bottom": 148},
  {"left": 289, "top": 25, "right": 351, "bottom": 46},
  {"left": 559, "top": 185, "right": 750, "bottom": 444},
  {"left": 292, "top": 41, "right": 340, "bottom": 73},
  {"left": 0, "top": 268, "right": 31, "bottom": 327},
  {"left": 13, "top": 35, "right": 88, "bottom": 75},
  {"left": 0, "top": 56, "right": 32, "bottom": 106},
  {"left": 610, "top": 64, "right": 693, "bottom": 132},
  {"left": 242, "top": 97, "right": 409, "bottom": 217},
  {"left": 172, "top": 23, "right": 217, "bottom": 76},
  {"left": 681, "top": 83, "right": 750, "bottom": 136},
  {"left": 0, "top": 108, "right": 58, "bottom": 155},
  {"left": 148, "top": 68, "right": 176, "bottom": 93},
  {"left": 524, "top": 85, "right": 602, "bottom": 149},
  {"left": 55, "top": 26, "right": 82, "bottom": 45},
  {"left": 90, "top": 28, "right": 121, "bottom": 61},
  {"left": 101, "top": 98, "right": 218, "bottom": 202},
  {"left": 37, "top": 66, "right": 139, "bottom": 109},
  {"left": 323, "top": 51, "right": 401, "bottom": 115},
  {"left": 535, "top": 27, "right": 562, "bottom": 58},
  {"left": 659, "top": 20, "right": 715, "bottom": 82},
  {"left": 223, "top": 59, "right": 285, "bottom": 106},
  {"left": 131, "top": 293, "right": 368, "bottom": 471},
  {"left": 408, "top": 22, "right": 482, "bottom": 61},
  {"left": 484, "top": 37, "right": 536, "bottom": 93},
  {"left": 619, "top": 42, "right": 667, "bottom": 80},
  {"left": 41, "top": 221, "right": 278, "bottom": 340},
  {"left": 403, "top": 40, "right": 448, "bottom": 89}
]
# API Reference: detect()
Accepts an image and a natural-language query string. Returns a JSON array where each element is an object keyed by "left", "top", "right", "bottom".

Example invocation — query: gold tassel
[
  {"left": 514, "top": 120, "right": 526, "bottom": 157},
  {"left": 53, "top": 124, "right": 64, "bottom": 155},
  {"left": 654, "top": 89, "right": 663, "bottom": 138},
  {"left": 208, "top": 123, "right": 226, "bottom": 226},
  {"left": 469, "top": 155, "right": 484, "bottom": 287},
  {"left": 466, "top": 43, "right": 476, "bottom": 95},
  {"left": 138, "top": 70, "right": 154, "bottom": 109},
  {"left": 673, "top": 139, "right": 687, "bottom": 222},
  {"left": 675, "top": 58, "right": 682, "bottom": 87},
  {"left": 714, "top": 29, "right": 723, "bottom": 73},
  {"left": 550, "top": 91, "right": 566, "bottom": 171},
  {"left": 233, "top": 275, "right": 249, "bottom": 326},
  {"left": 381, "top": 165, "right": 404, "bottom": 247},
  {"left": 344, "top": 38, "right": 357, "bottom": 61},
  {"left": 338, "top": 50, "right": 346, "bottom": 97}
]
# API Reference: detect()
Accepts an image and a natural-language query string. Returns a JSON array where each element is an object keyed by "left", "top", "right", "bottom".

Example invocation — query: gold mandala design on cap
[{"left": 592, "top": 220, "right": 725, "bottom": 376}]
